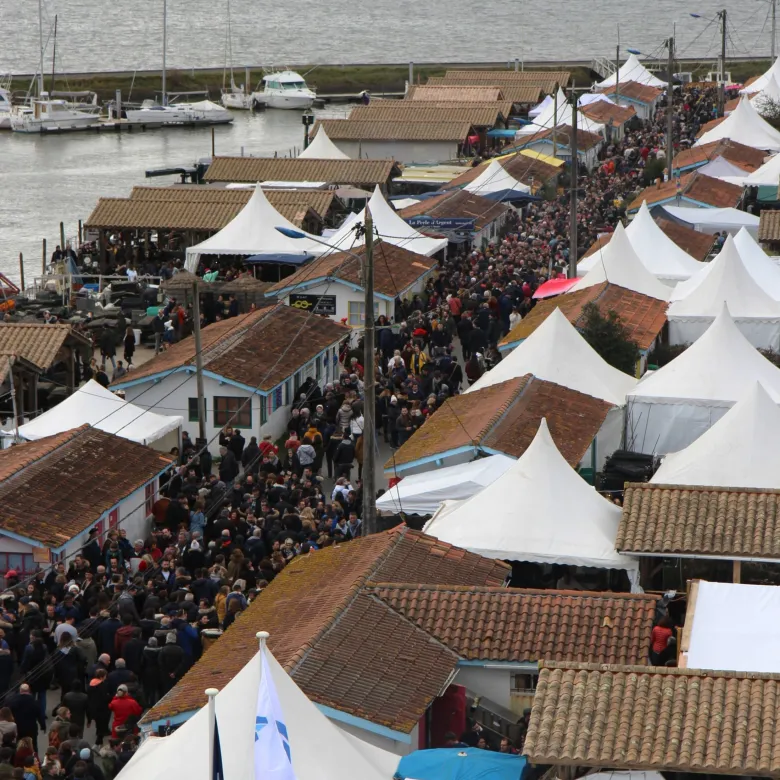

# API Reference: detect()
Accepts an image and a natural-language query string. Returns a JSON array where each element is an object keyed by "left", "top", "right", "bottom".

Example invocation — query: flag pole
[
  {"left": 257, "top": 631, "right": 269, "bottom": 677},
  {"left": 206, "top": 687, "right": 219, "bottom": 778}
]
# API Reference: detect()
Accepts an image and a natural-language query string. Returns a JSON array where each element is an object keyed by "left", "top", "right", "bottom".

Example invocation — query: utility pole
[
  {"left": 615, "top": 42, "right": 620, "bottom": 103},
  {"left": 552, "top": 85, "right": 558, "bottom": 158},
  {"left": 667, "top": 35, "right": 675, "bottom": 181},
  {"left": 361, "top": 207, "right": 377, "bottom": 536},
  {"left": 192, "top": 281, "right": 207, "bottom": 444},
  {"left": 568, "top": 83, "right": 578, "bottom": 280},
  {"left": 718, "top": 9, "right": 727, "bottom": 117},
  {"left": 162, "top": 0, "right": 168, "bottom": 106}
]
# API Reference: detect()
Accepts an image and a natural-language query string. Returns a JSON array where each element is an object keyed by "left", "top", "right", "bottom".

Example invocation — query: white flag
[{"left": 254, "top": 648, "right": 297, "bottom": 780}]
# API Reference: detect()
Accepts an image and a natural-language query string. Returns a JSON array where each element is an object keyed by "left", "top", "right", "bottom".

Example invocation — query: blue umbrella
[{"left": 395, "top": 748, "right": 526, "bottom": 780}]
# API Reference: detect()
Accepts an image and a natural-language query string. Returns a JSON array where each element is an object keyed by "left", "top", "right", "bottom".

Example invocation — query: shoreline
[{"left": 6, "top": 58, "right": 771, "bottom": 102}]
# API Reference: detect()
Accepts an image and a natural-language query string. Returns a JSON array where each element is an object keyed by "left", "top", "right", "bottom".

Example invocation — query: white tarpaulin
[
  {"left": 116, "top": 642, "right": 396, "bottom": 780},
  {"left": 731, "top": 149, "right": 780, "bottom": 186},
  {"left": 695, "top": 95, "right": 780, "bottom": 151},
  {"left": 424, "top": 419, "right": 639, "bottom": 581},
  {"left": 14, "top": 380, "right": 181, "bottom": 447},
  {"left": 578, "top": 93, "right": 615, "bottom": 107},
  {"left": 467, "top": 307, "right": 636, "bottom": 405},
  {"left": 517, "top": 93, "right": 605, "bottom": 137},
  {"left": 625, "top": 305, "right": 780, "bottom": 455},
  {"left": 697, "top": 155, "right": 754, "bottom": 180},
  {"left": 660, "top": 205, "right": 759, "bottom": 237},
  {"left": 299, "top": 127, "right": 350, "bottom": 160},
  {"left": 686, "top": 581, "right": 780, "bottom": 673},
  {"left": 595, "top": 53, "right": 666, "bottom": 89},
  {"left": 464, "top": 158, "right": 530, "bottom": 196},
  {"left": 571, "top": 221, "right": 671, "bottom": 301},
  {"left": 741, "top": 57, "right": 780, "bottom": 95},
  {"left": 750, "top": 73, "right": 780, "bottom": 116},
  {"left": 376, "top": 455, "right": 515, "bottom": 516},
  {"left": 653, "top": 382, "right": 780, "bottom": 489},
  {"left": 326, "top": 186, "right": 447, "bottom": 257},
  {"left": 577, "top": 201, "right": 704, "bottom": 285},
  {"left": 667, "top": 235, "right": 780, "bottom": 349}
]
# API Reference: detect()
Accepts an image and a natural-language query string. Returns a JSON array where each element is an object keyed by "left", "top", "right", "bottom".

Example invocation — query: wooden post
[
  {"left": 42, "top": 238, "right": 47, "bottom": 274},
  {"left": 78, "top": 220, "right": 83, "bottom": 245},
  {"left": 211, "top": 126, "right": 215, "bottom": 157},
  {"left": 18, "top": 254, "right": 25, "bottom": 291},
  {"left": 732, "top": 559, "right": 742, "bottom": 583},
  {"left": 60, "top": 221, "right": 66, "bottom": 251}
]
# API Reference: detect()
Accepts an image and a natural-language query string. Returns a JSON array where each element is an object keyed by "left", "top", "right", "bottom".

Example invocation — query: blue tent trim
[
  {"left": 395, "top": 748, "right": 527, "bottom": 780},
  {"left": 486, "top": 129, "right": 519, "bottom": 139},
  {"left": 480, "top": 189, "right": 540, "bottom": 203},
  {"left": 244, "top": 253, "right": 314, "bottom": 266}
]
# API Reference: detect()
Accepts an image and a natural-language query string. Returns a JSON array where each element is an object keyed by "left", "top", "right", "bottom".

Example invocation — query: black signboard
[{"left": 289, "top": 293, "right": 337, "bottom": 316}]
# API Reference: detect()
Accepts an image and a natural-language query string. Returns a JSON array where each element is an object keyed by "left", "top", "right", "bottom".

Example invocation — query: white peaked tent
[
  {"left": 116, "top": 640, "right": 396, "bottom": 780},
  {"left": 13, "top": 380, "right": 181, "bottom": 448},
  {"left": 750, "top": 74, "right": 780, "bottom": 116},
  {"left": 571, "top": 222, "right": 671, "bottom": 301},
  {"left": 464, "top": 158, "right": 530, "bottom": 196},
  {"left": 528, "top": 87, "right": 567, "bottom": 119},
  {"left": 741, "top": 57, "right": 780, "bottom": 95},
  {"left": 376, "top": 454, "right": 515, "bottom": 516},
  {"left": 325, "top": 185, "right": 447, "bottom": 256},
  {"left": 695, "top": 95, "right": 780, "bottom": 151},
  {"left": 652, "top": 382, "right": 780, "bottom": 489},
  {"left": 595, "top": 53, "right": 666, "bottom": 89},
  {"left": 625, "top": 305, "right": 780, "bottom": 454},
  {"left": 466, "top": 307, "right": 636, "bottom": 405},
  {"left": 698, "top": 155, "right": 754, "bottom": 180},
  {"left": 659, "top": 206, "right": 759, "bottom": 237},
  {"left": 184, "top": 184, "right": 326, "bottom": 271},
  {"left": 577, "top": 202, "right": 704, "bottom": 285},
  {"left": 517, "top": 95, "right": 605, "bottom": 137},
  {"left": 733, "top": 150, "right": 780, "bottom": 186},
  {"left": 299, "top": 127, "right": 350, "bottom": 160},
  {"left": 667, "top": 234, "right": 780, "bottom": 349},
  {"left": 423, "top": 419, "right": 639, "bottom": 584},
  {"left": 579, "top": 93, "right": 615, "bottom": 107}
]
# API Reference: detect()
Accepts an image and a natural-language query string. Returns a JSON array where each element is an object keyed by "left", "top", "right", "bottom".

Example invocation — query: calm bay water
[{"left": 0, "top": 0, "right": 774, "bottom": 282}]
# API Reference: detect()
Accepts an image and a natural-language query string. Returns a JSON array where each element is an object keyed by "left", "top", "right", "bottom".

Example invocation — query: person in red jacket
[{"left": 108, "top": 685, "right": 142, "bottom": 738}]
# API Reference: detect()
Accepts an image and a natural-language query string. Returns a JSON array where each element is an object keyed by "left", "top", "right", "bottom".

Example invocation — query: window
[
  {"left": 145, "top": 482, "right": 156, "bottom": 516},
  {"left": 188, "top": 397, "right": 206, "bottom": 422},
  {"left": 512, "top": 674, "right": 537, "bottom": 693},
  {"left": 260, "top": 398, "right": 267, "bottom": 426},
  {"left": 214, "top": 396, "right": 252, "bottom": 428},
  {"left": 273, "top": 386, "right": 283, "bottom": 411},
  {"left": 315, "top": 354, "right": 322, "bottom": 380},
  {"left": 284, "top": 380, "right": 292, "bottom": 406},
  {"left": 348, "top": 301, "right": 380, "bottom": 327},
  {"left": 0, "top": 553, "right": 36, "bottom": 577}
]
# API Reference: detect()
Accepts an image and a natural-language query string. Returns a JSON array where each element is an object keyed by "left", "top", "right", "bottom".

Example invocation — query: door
[
  {"left": 428, "top": 683, "right": 467, "bottom": 748},
  {"left": 108, "top": 508, "right": 119, "bottom": 530}
]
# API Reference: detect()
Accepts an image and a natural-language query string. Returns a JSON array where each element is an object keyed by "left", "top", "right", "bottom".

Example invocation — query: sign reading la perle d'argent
[
  {"left": 405, "top": 216, "right": 476, "bottom": 230},
  {"left": 289, "top": 293, "right": 338, "bottom": 316}
]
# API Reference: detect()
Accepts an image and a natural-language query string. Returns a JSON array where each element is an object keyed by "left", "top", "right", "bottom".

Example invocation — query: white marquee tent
[
  {"left": 579, "top": 93, "right": 615, "bottom": 108},
  {"left": 577, "top": 202, "right": 704, "bottom": 285},
  {"left": 11, "top": 380, "right": 181, "bottom": 449},
  {"left": 749, "top": 73, "right": 780, "bottom": 116},
  {"left": 571, "top": 222, "right": 671, "bottom": 301},
  {"left": 741, "top": 57, "right": 780, "bottom": 95},
  {"left": 666, "top": 235, "right": 780, "bottom": 349},
  {"left": 424, "top": 419, "right": 639, "bottom": 585},
  {"left": 652, "top": 381, "right": 780, "bottom": 489},
  {"left": 625, "top": 305, "right": 780, "bottom": 455},
  {"left": 697, "top": 155, "right": 755, "bottom": 180},
  {"left": 325, "top": 185, "right": 447, "bottom": 257},
  {"left": 695, "top": 95, "right": 780, "bottom": 152},
  {"left": 659, "top": 206, "right": 759, "bottom": 237},
  {"left": 595, "top": 53, "right": 666, "bottom": 89},
  {"left": 726, "top": 149, "right": 780, "bottom": 187},
  {"left": 466, "top": 307, "right": 636, "bottom": 405},
  {"left": 299, "top": 127, "right": 350, "bottom": 160},
  {"left": 184, "top": 184, "right": 327, "bottom": 271},
  {"left": 116, "top": 639, "right": 397, "bottom": 780},
  {"left": 528, "top": 88, "right": 567, "bottom": 119},
  {"left": 517, "top": 95, "right": 605, "bottom": 137},
  {"left": 464, "top": 158, "right": 530, "bottom": 196},
  {"left": 376, "top": 454, "right": 515, "bottom": 516}
]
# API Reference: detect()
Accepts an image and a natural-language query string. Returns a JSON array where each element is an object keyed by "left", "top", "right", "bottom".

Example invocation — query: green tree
[{"left": 579, "top": 303, "right": 640, "bottom": 375}]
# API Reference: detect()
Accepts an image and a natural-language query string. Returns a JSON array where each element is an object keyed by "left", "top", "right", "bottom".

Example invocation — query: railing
[
  {"left": 591, "top": 56, "right": 616, "bottom": 79},
  {"left": 20, "top": 273, "right": 163, "bottom": 302}
]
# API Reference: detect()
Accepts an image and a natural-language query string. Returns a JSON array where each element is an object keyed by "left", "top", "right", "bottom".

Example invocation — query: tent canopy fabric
[
  {"left": 578, "top": 201, "right": 703, "bottom": 284},
  {"left": 579, "top": 93, "right": 615, "bottom": 107},
  {"left": 517, "top": 90, "right": 604, "bottom": 137},
  {"left": 299, "top": 127, "right": 350, "bottom": 160},
  {"left": 184, "top": 184, "right": 326, "bottom": 270},
  {"left": 741, "top": 57, "right": 780, "bottom": 95},
  {"left": 325, "top": 186, "right": 447, "bottom": 257},
  {"left": 467, "top": 307, "right": 636, "bottom": 405},
  {"left": 686, "top": 581, "right": 780, "bottom": 674},
  {"left": 528, "top": 87, "right": 567, "bottom": 120},
  {"left": 695, "top": 95, "right": 780, "bottom": 151},
  {"left": 15, "top": 380, "right": 181, "bottom": 446},
  {"left": 395, "top": 749, "right": 526, "bottom": 780},
  {"left": 571, "top": 222, "right": 671, "bottom": 301},
  {"left": 595, "top": 54, "right": 666, "bottom": 89},
  {"left": 464, "top": 159, "right": 530, "bottom": 196},
  {"left": 423, "top": 418, "right": 638, "bottom": 575},
  {"left": 376, "top": 455, "right": 515, "bottom": 516},
  {"left": 659, "top": 205, "right": 759, "bottom": 236},
  {"left": 750, "top": 74, "right": 780, "bottom": 115},
  {"left": 732, "top": 150, "right": 780, "bottom": 186},
  {"left": 652, "top": 381, "right": 780, "bottom": 489},
  {"left": 697, "top": 155, "right": 754, "bottom": 180}
]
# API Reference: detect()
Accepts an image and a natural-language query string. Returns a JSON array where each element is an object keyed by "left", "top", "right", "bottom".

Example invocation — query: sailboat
[{"left": 220, "top": 0, "right": 251, "bottom": 110}]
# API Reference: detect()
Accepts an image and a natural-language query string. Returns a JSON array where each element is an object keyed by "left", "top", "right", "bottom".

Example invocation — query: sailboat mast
[
  {"left": 50, "top": 15, "right": 57, "bottom": 93},
  {"left": 37, "top": 0, "right": 44, "bottom": 95},
  {"left": 162, "top": 0, "right": 167, "bottom": 105},
  {"left": 228, "top": 0, "right": 235, "bottom": 87}
]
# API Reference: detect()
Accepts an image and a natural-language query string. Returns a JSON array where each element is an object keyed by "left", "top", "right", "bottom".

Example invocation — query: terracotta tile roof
[
  {"left": 267, "top": 241, "right": 436, "bottom": 298},
  {"left": 406, "top": 85, "right": 506, "bottom": 103},
  {"left": 438, "top": 69, "right": 569, "bottom": 95},
  {"left": 0, "top": 356, "right": 9, "bottom": 387},
  {"left": 372, "top": 585, "right": 657, "bottom": 664},
  {"left": 655, "top": 217, "right": 716, "bottom": 261},
  {"left": 759, "top": 209, "right": 780, "bottom": 241},
  {"left": 579, "top": 101, "right": 637, "bottom": 126},
  {"left": 0, "top": 427, "right": 87, "bottom": 482},
  {"left": 618, "top": 482, "right": 780, "bottom": 559},
  {"left": 598, "top": 80, "right": 662, "bottom": 104},
  {"left": 348, "top": 103, "right": 512, "bottom": 127},
  {"left": 315, "top": 119, "right": 472, "bottom": 142},
  {"left": 525, "top": 661, "right": 780, "bottom": 776},
  {"left": 0, "top": 427, "right": 170, "bottom": 548},
  {"left": 142, "top": 526, "right": 508, "bottom": 726},
  {"left": 672, "top": 139, "right": 767, "bottom": 173},
  {"left": 112, "top": 305, "right": 348, "bottom": 390},
  {"left": 0, "top": 324, "right": 90, "bottom": 371},
  {"left": 422, "top": 80, "right": 544, "bottom": 105},
  {"left": 203, "top": 157, "right": 399, "bottom": 186},
  {"left": 499, "top": 283, "right": 667, "bottom": 352},
  {"left": 396, "top": 190, "right": 510, "bottom": 230},
  {"left": 521, "top": 125, "right": 604, "bottom": 152},
  {"left": 627, "top": 171, "right": 743, "bottom": 211},
  {"left": 444, "top": 153, "right": 561, "bottom": 190}
]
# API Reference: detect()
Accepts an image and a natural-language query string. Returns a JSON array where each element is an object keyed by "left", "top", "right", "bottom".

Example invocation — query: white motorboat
[
  {"left": 251, "top": 70, "right": 316, "bottom": 110},
  {"left": 0, "top": 87, "right": 12, "bottom": 129},
  {"left": 124, "top": 99, "right": 233, "bottom": 126},
  {"left": 10, "top": 93, "right": 98, "bottom": 133}
]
